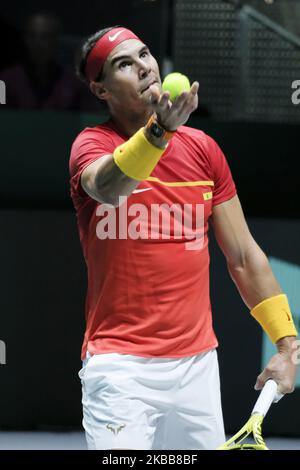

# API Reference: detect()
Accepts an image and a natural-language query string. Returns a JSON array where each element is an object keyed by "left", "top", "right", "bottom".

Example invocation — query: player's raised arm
[{"left": 80, "top": 83, "right": 199, "bottom": 206}]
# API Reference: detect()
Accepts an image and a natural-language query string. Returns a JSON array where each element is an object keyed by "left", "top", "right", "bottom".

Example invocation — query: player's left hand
[
  {"left": 148, "top": 81, "right": 199, "bottom": 131},
  {"left": 255, "top": 336, "right": 299, "bottom": 394}
]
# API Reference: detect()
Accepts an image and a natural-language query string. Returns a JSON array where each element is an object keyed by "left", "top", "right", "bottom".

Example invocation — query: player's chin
[{"left": 139, "top": 88, "right": 154, "bottom": 105}]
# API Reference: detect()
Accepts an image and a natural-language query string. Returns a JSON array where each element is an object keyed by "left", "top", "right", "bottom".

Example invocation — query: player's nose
[{"left": 138, "top": 61, "right": 151, "bottom": 79}]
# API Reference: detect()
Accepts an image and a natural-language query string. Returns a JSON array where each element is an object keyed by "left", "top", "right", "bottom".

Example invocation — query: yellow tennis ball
[{"left": 162, "top": 72, "right": 191, "bottom": 102}]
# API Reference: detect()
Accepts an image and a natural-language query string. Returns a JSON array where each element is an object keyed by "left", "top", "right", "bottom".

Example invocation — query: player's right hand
[
  {"left": 255, "top": 338, "right": 298, "bottom": 395},
  {"left": 149, "top": 81, "right": 199, "bottom": 132}
]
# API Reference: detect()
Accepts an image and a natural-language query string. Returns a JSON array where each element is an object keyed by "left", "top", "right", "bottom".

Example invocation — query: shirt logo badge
[{"left": 203, "top": 191, "right": 212, "bottom": 201}]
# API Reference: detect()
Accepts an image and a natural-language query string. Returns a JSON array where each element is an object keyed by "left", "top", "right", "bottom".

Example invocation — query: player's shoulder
[
  {"left": 176, "top": 125, "right": 216, "bottom": 151},
  {"left": 177, "top": 124, "right": 206, "bottom": 138},
  {"left": 69, "top": 121, "right": 116, "bottom": 176},
  {"left": 72, "top": 120, "right": 114, "bottom": 149}
]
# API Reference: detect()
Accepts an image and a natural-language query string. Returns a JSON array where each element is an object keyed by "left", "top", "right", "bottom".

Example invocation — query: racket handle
[{"left": 251, "top": 379, "right": 283, "bottom": 417}]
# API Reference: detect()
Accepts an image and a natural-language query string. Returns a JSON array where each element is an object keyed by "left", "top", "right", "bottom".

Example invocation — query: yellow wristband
[
  {"left": 250, "top": 294, "right": 298, "bottom": 344},
  {"left": 113, "top": 127, "right": 167, "bottom": 181}
]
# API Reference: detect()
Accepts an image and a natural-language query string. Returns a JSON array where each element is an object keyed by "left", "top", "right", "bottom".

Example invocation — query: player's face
[{"left": 99, "top": 39, "right": 161, "bottom": 110}]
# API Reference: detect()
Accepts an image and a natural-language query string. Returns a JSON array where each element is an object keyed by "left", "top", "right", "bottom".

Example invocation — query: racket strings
[
  {"left": 252, "top": 415, "right": 268, "bottom": 448},
  {"left": 234, "top": 430, "right": 251, "bottom": 445}
]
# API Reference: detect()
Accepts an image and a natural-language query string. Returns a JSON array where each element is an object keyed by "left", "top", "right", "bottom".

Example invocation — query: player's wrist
[
  {"left": 276, "top": 336, "right": 298, "bottom": 353},
  {"left": 155, "top": 113, "right": 178, "bottom": 133},
  {"left": 113, "top": 127, "right": 167, "bottom": 181},
  {"left": 144, "top": 113, "right": 176, "bottom": 149},
  {"left": 250, "top": 294, "right": 298, "bottom": 344},
  {"left": 143, "top": 126, "right": 168, "bottom": 150}
]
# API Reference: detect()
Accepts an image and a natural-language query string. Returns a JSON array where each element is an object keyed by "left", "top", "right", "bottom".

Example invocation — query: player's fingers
[
  {"left": 173, "top": 90, "right": 198, "bottom": 116},
  {"left": 184, "top": 82, "right": 199, "bottom": 107},
  {"left": 149, "top": 84, "right": 161, "bottom": 105},
  {"left": 172, "top": 90, "right": 189, "bottom": 109},
  {"left": 254, "top": 379, "right": 264, "bottom": 391},
  {"left": 189, "top": 81, "right": 199, "bottom": 95},
  {"left": 277, "top": 381, "right": 294, "bottom": 394},
  {"left": 171, "top": 81, "right": 199, "bottom": 111},
  {"left": 158, "top": 91, "right": 171, "bottom": 110},
  {"left": 255, "top": 370, "right": 271, "bottom": 390}
]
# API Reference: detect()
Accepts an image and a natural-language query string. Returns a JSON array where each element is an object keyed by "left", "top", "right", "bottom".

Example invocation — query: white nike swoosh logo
[
  {"left": 132, "top": 188, "right": 152, "bottom": 194},
  {"left": 108, "top": 30, "right": 125, "bottom": 42}
]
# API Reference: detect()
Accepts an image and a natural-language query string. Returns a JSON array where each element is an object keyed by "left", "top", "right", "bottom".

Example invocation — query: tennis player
[{"left": 69, "top": 26, "right": 298, "bottom": 450}]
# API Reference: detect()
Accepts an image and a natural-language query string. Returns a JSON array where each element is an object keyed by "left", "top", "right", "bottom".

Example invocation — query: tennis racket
[{"left": 217, "top": 379, "right": 283, "bottom": 450}]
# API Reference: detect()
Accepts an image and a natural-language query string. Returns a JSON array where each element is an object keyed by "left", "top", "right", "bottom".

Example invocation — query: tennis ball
[{"left": 162, "top": 72, "right": 191, "bottom": 102}]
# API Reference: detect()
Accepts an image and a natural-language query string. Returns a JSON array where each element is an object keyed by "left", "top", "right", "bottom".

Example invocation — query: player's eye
[{"left": 119, "top": 61, "right": 131, "bottom": 69}]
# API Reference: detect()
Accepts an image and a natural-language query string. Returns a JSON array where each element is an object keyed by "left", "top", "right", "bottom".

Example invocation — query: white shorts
[{"left": 78, "top": 348, "right": 225, "bottom": 450}]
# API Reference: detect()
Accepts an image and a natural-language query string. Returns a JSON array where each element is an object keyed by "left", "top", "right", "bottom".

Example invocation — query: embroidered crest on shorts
[{"left": 106, "top": 423, "right": 126, "bottom": 435}]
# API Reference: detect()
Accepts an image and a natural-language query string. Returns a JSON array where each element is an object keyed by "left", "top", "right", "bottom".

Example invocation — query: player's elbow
[
  {"left": 227, "top": 240, "right": 268, "bottom": 272},
  {"left": 93, "top": 179, "right": 121, "bottom": 206},
  {"left": 227, "top": 244, "right": 270, "bottom": 277},
  {"left": 81, "top": 176, "right": 118, "bottom": 206},
  {"left": 92, "top": 186, "right": 121, "bottom": 207},
  {"left": 99, "top": 191, "right": 122, "bottom": 207}
]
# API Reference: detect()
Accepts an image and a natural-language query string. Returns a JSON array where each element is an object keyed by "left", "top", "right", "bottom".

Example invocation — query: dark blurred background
[{"left": 0, "top": 0, "right": 299, "bottom": 442}]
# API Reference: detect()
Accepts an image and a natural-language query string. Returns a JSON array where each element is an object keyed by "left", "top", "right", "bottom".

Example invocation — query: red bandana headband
[{"left": 85, "top": 27, "right": 140, "bottom": 82}]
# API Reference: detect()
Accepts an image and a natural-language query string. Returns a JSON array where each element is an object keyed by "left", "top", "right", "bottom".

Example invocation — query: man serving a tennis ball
[{"left": 70, "top": 25, "right": 298, "bottom": 451}]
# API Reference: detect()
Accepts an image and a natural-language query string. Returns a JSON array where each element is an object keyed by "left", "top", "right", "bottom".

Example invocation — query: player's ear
[{"left": 89, "top": 81, "right": 109, "bottom": 102}]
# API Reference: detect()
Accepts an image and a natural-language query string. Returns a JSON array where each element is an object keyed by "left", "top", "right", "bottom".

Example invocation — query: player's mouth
[{"left": 141, "top": 80, "right": 159, "bottom": 93}]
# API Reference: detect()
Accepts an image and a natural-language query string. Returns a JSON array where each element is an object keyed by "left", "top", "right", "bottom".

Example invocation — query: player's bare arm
[
  {"left": 80, "top": 155, "right": 139, "bottom": 206},
  {"left": 211, "top": 195, "right": 281, "bottom": 306},
  {"left": 211, "top": 194, "right": 298, "bottom": 394}
]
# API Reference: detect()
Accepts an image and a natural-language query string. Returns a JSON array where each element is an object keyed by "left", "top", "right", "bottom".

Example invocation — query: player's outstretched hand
[{"left": 149, "top": 81, "right": 199, "bottom": 131}]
